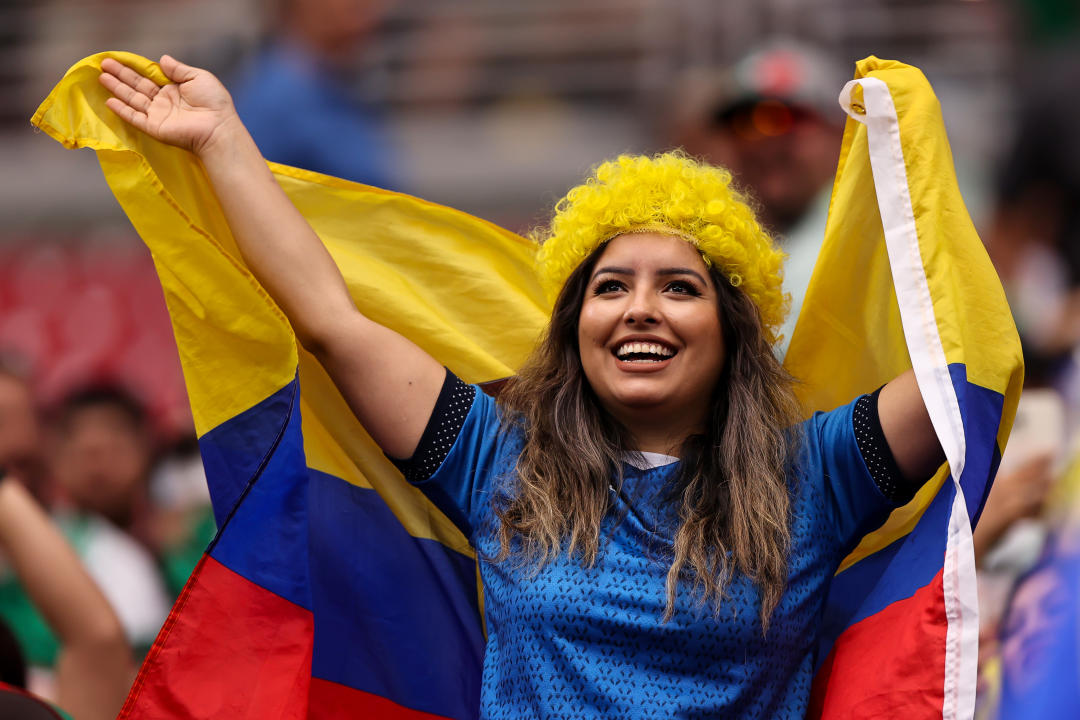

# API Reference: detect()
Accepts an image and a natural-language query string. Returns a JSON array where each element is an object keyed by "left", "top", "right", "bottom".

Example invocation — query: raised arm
[
  {"left": 878, "top": 369, "right": 946, "bottom": 485},
  {"left": 99, "top": 56, "right": 443, "bottom": 459},
  {"left": 0, "top": 474, "right": 133, "bottom": 720}
]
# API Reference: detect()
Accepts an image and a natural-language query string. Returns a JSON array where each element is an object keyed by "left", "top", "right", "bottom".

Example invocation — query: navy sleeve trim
[
  {"left": 853, "top": 387, "right": 916, "bottom": 505},
  {"left": 391, "top": 368, "right": 476, "bottom": 484}
]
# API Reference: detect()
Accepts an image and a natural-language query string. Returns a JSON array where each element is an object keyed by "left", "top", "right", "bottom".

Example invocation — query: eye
[
  {"left": 664, "top": 280, "right": 702, "bottom": 296},
  {"left": 592, "top": 278, "right": 626, "bottom": 295}
]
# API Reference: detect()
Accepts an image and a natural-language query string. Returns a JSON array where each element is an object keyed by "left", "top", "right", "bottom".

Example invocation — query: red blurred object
[{"left": 0, "top": 239, "right": 190, "bottom": 442}]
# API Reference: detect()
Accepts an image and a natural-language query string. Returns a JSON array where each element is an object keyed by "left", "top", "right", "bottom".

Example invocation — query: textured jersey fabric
[
  {"left": 851, "top": 388, "right": 915, "bottom": 504},
  {"left": 395, "top": 371, "right": 477, "bottom": 484},
  {"left": 407, "top": 382, "right": 897, "bottom": 719}
]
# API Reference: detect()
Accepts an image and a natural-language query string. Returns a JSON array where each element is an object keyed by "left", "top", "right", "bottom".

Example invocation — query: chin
[{"left": 604, "top": 388, "right": 675, "bottom": 412}]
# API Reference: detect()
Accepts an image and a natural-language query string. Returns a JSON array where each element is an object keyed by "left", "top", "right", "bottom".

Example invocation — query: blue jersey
[{"left": 412, "top": 387, "right": 895, "bottom": 719}]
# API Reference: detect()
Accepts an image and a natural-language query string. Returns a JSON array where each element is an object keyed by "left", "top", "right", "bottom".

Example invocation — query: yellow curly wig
[{"left": 534, "top": 152, "right": 789, "bottom": 344}]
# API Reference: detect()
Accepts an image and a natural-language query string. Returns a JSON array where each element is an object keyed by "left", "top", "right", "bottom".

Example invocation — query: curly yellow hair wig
[{"left": 534, "top": 152, "right": 789, "bottom": 344}]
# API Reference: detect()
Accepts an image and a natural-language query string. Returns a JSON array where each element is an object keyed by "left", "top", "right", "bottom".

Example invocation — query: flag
[
  {"left": 33, "top": 51, "right": 549, "bottom": 719},
  {"left": 33, "top": 53, "right": 1020, "bottom": 719},
  {"left": 785, "top": 59, "right": 1023, "bottom": 719}
]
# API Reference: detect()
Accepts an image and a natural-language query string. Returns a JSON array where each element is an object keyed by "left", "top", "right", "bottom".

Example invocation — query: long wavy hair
[{"left": 495, "top": 243, "right": 803, "bottom": 629}]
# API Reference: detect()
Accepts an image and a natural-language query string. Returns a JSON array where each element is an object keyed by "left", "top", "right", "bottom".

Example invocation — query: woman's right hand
[
  {"left": 99, "top": 55, "right": 239, "bottom": 157},
  {"left": 101, "top": 54, "right": 445, "bottom": 461}
]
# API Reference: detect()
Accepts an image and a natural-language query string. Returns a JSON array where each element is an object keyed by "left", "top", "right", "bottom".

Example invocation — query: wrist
[{"left": 195, "top": 113, "right": 250, "bottom": 161}]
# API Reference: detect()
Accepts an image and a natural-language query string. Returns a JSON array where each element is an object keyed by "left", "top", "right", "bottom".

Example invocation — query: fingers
[
  {"left": 98, "top": 58, "right": 162, "bottom": 130},
  {"left": 100, "top": 57, "right": 162, "bottom": 100},
  {"left": 103, "top": 96, "right": 149, "bottom": 133},
  {"left": 159, "top": 54, "right": 199, "bottom": 84},
  {"left": 98, "top": 71, "right": 154, "bottom": 115}
]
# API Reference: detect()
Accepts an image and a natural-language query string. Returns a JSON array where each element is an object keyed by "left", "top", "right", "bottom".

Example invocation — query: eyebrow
[{"left": 591, "top": 266, "right": 708, "bottom": 285}]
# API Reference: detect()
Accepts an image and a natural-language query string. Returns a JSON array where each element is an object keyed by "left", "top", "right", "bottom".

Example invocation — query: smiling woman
[
  {"left": 496, "top": 156, "right": 804, "bottom": 638},
  {"left": 96, "top": 56, "right": 944, "bottom": 720}
]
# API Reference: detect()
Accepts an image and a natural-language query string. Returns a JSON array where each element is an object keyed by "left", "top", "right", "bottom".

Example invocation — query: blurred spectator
[
  {"left": 974, "top": 389, "right": 1065, "bottom": 670},
  {"left": 148, "top": 434, "right": 215, "bottom": 598},
  {"left": 974, "top": 454, "right": 1057, "bottom": 567},
  {"left": 47, "top": 384, "right": 170, "bottom": 658},
  {"left": 996, "top": 546, "right": 1080, "bottom": 718},
  {"left": 0, "top": 617, "right": 26, "bottom": 691},
  {"left": 0, "top": 357, "right": 49, "bottom": 505},
  {"left": 51, "top": 385, "right": 153, "bottom": 539},
  {"left": 672, "top": 40, "right": 847, "bottom": 355},
  {"left": 229, "top": 0, "right": 398, "bottom": 188},
  {"left": 986, "top": 43, "right": 1080, "bottom": 401},
  {"left": 974, "top": 450, "right": 1058, "bottom": 702},
  {"left": 974, "top": 388, "right": 1080, "bottom": 718},
  {"left": 0, "top": 470, "right": 133, "bottom": 720},
  {"left": 0, "top": 683, "right": 73, "bottom": 720}
]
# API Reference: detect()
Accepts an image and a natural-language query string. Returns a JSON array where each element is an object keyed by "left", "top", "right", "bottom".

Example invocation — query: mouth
[{"left": 612, "top": 340, "right": 677, "bottom": 364}]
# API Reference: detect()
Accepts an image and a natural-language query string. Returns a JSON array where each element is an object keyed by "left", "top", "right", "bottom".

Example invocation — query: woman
[{"left": 99, "top": 56, "right": 944, "bottom": 717}]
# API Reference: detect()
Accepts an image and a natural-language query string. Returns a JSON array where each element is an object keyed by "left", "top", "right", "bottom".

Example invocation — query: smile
[{"left": 613, "top": 341, "right": 677, "bottom": 363}]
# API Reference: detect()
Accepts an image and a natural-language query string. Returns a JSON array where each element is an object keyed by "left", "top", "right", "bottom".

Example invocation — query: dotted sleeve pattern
[
  {"left": 852, "top": 387, "right": 917, "bottom": 505},
  {"left": 393, "top": 368, "right": 476, "bottom": 484}
]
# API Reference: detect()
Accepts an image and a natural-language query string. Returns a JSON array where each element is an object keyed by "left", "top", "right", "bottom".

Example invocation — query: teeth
[{"left": 615, "top": 342, "right": 675, "bottom": 359}]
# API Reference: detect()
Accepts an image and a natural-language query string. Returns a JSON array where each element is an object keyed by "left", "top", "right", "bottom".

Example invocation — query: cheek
[
  {"left": 576, "top": 305, "right": 612, "bottom": 381},
  {"left": 685, "top": 311, "right": 727, "bottom": 378},
  {"left": 678, "top": 307, "right": 724, "bottom": 346},
  {"left": 577, "top": 303, "right": 609, "bottom": 347}
]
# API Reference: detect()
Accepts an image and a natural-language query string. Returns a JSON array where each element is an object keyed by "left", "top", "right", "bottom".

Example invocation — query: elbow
[
  {"left": 79, "top": 613, "right": 130, "bottom": 656},
  {"left": 288, "top": 304, "right": 330, "bottom": 353},
  {"left": 293, "top": 308, "right": 354, "bottom": 359},
  {"left": 295, "top": 323, "right": 329, "bottom": 357},
  {"left": 295, "top": 306, "right": 369, "bottom": 363}
]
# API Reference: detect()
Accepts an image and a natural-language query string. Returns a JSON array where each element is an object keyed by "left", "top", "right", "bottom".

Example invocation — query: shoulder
[
  {"left": 790, "top": 395, "right": 902, "bottom": 557},
  {"left": 789, "top": 397, "right": 857, "bottom": 486}
]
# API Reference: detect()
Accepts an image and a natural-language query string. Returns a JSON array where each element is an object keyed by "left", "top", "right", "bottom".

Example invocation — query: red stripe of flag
[
  {"left": 810, "top": 568, "right": 947, "bottom": 719},
  {"left": 119, "top": 556, "right": 314, "bottom": 719},
  {"left": 309, "top": 678, "right": 458, "bottom": 720}
]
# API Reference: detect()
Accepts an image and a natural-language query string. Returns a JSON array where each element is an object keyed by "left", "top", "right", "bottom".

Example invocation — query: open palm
[{"left": 99, "top": 55, "right": 236, "bottom": 155}]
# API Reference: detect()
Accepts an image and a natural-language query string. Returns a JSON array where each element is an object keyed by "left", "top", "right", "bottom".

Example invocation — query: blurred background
[{"left": 0, "top": 0, "right": 1078, "bottom": 718}]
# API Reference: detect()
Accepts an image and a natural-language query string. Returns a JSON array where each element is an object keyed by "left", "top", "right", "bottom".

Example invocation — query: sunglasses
[{"left": 712, "top": 98, "right": 819, "bottom": 140}]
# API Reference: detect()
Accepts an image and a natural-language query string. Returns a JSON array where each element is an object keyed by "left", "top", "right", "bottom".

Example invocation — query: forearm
[
  {"left": 56, "top": 641, "right": 135, "bottom": 720},
  {"left": 0, "top": 478, "right": 129, "bottom": 653},
  {"left": 971, "top": 512, "right": 1008, "bottom": 566},
  {"left": 196, "top": 118, "right": 358, "bottom": 349}
]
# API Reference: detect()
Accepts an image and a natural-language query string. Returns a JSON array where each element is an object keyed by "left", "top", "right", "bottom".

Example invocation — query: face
[
  {"left": 52, "top": 405, "right": 151, "bottom": 526},
  {"left": 294, "top": 0, "right": 389, "bottom": 60},
  {"left": 577, "top": 233, "right": 726, "bottom": 440},
  {"left": 697, "top": 105, "right": 840, "bottom": 232},
  {"left": 0, "top": 374, "right": 40, "bottom": 473}
]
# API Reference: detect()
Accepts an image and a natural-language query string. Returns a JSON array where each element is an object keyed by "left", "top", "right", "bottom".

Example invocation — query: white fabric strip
[
  {"left": 838, "top": 77, "right": 978, "bottom": 720},
  {"left": 622, "top": 451, "right": 679, "bottom": 470}
]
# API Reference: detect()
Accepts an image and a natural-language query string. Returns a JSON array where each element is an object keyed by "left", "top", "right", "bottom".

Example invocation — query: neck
[{"left": 616, "top": 409, "right": 705, "bottom": 456}]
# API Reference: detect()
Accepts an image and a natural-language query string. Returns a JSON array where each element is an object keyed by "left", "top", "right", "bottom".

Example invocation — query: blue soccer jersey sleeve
[
  {"left": 393, "top": 369, "right": 505, "bottom": 540},
  {"left": 801, "top": 396, "right": 900, "bottom": 557}
]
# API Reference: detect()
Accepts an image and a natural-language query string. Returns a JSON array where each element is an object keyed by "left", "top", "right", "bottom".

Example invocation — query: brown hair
[{"left": 495, "top": 242, "right": 803, "bottom": 629}]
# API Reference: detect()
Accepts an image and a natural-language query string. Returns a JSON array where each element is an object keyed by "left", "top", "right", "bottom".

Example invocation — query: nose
[{"left": 623, "top": 289, "right": 659, "bottom": 325}]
